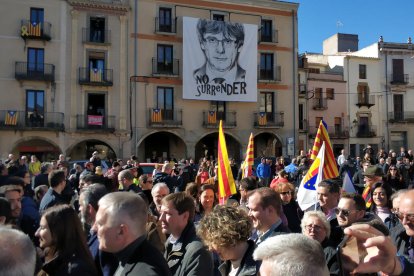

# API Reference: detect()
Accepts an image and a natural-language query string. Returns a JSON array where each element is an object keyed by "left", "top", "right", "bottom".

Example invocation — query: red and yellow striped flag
[
  {"left": 151, "top": 108, "right": 162, "bottom": 123},
  {"left": 310, "top": 120, "right": 338, "bottom": 179},
  {"left": 29, "top": 22, "right": 41, "bottom": 36},
  {"left": 241, "top": 133, "right": 254, "bottom": 178},
  {"left": 258, "top": 112, "right": 267, "bottom": 126},
  {"left": 5, "top": 110, "right": 18, "bottom": 126},
  {"left": 207, "top": 110, "right": 216, "bottom": 124},
  {"left": 217, "top": 120, "right": 237, "bottom": 203}
]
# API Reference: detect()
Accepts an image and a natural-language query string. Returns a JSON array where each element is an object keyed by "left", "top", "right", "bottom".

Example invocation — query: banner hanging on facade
[{"left": 183, "top": 17, "right": 257, "bottom": 102}]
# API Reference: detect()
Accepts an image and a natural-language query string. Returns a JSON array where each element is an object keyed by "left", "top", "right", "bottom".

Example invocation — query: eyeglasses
[
  {"left": 334, "top": 207, "right": 358, "bottom": 217},
  {"left": 304, "top": 224, "right": 324, "bottom": 232},
  {"left": 394, "top": 212, "right": 414, "bottom": 223},
  {"left": 280, "top": 191, "right": 292, "bottom": 196},
  {"left": 204, "top": 37, "right": 236, "bottom": 48}
]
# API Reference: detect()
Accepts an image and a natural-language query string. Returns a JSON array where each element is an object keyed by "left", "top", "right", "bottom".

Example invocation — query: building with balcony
[{"left": 130, "top": 0, "right": 299, "bottom": 162}]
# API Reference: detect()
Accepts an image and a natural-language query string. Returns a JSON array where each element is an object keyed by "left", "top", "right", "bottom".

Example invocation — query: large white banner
[{"left": 183, "top": 17, "right": 257, "bottom": 102}]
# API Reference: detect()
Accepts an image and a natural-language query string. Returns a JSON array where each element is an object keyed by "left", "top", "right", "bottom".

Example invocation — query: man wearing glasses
[
  {"left": 336, "top": 194, "right": 367, "bottom": 229},
  {"left": 194, "top": 19, "right": 246, "bottom": 85}
]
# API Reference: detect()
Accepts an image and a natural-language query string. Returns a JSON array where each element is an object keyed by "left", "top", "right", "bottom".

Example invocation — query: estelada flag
[
  {"left": 217, "top": 120, "right": 237, "bottom": 203},
  {"left": 241, "top": 133, "right": 254, "bottom": 178},
  {"left": 5, "top": 110, "right": 18, "bottom": 126},
  {"left": 151, "top": 108, "right": 162, "bottom": 123}
]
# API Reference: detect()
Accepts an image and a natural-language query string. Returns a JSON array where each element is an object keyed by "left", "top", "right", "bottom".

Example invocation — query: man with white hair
[
  {"left": 149, "top": 182, "right": 170, "bottom": 219},
  {"left": 253, "top": 233, "right": 329, "bottom": 276},
  {"left": 92, "top": 192, "right": 171, "bottom": 275},
  {"left": 0, "top": 226, "right": 36, "bottom": 276}
]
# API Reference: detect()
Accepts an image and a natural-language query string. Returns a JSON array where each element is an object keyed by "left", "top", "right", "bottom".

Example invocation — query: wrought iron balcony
[
  {"left": 356, "top": 94, "right": 375, "bottom": 108},
  {"left": 148, "top": 108, "right": 182, "bottom": 127},
  {"left": 390, "top": 74, "right": 409, "bottom": 85},
  {"left": 79, "top": 68, "right": 113, "bottom": 86},
  {"left": 312, "top": 98, "right": 328, "bottom": 110},
  {"left": 388, "top": 111, "right": 414, "bottom": 123},
  {"left": 82, "top": 28, "right": 111, "bottom": 44},
  {"left": 152, "top": 58, "right": 179, "bottom": 76},
  {"left": 76, "top": 115, "right": 115, "bottom": 132},
  {"left": 20, "top": 20, "right": 51, "bottom": 41},
  {"left": 155, "top": 17, "right": 177, "bottom": 33},
  {"left": 259, "top": 30, "right": 278, "bottom": 43},
  {"left": 15, "top": 62, "right": 55, "bottom": 82},
  {"left": 203, "top": 111, "right": 236, "bottom": 128},
  {"left": 0, "top": 110, "right": 64, "bottom": 130},
  {"left": 253, "top": 112, "right": 284, "bottom": 128},
  {"left": 258, "top": 65, "right": 281, "bottom": 81},
  {"left": 356, "top": 125, "right": 377, "bottom": 138}
]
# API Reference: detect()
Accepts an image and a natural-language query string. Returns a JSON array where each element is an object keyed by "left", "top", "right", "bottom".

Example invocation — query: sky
[{"left": 289, "top": 0, "right": 414, "bottom": 54}]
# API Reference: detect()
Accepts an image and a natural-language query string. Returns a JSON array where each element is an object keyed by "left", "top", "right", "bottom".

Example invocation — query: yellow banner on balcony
[
  {"left": 258, "top": 112, "right": 267, "bottom": 126},
  {"left": 207, "top": 110, "right": 216, "bottom": 124},
  {"left": 151, "top": 108, "right": 162, "bottom": 123},
  {"left": 90, "top": 68, "right": 102, "bottom": 82}
]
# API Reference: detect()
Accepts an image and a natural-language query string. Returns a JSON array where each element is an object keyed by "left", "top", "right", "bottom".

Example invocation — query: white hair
[
  {"left": 253, "top": 233, "right": 329, "bottom": 276},
  {"left": 151, "top": 182, "right": 169, "bottom": 197},
  {"left": 301, "top": 210, "right": 331, "bottom": 238},
  {"left": 0, "top": 226, "right": 36, "bottom": 276}
]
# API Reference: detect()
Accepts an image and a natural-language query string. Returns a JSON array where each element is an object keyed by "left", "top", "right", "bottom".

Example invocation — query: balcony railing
[
  {"left": 15, "top": 62, "right": 55, "bottom": 82},
  {"left": 313, "top": 98, "right": 328, "bottom": 110},
  {"left": 299, "top": 84, "right": 307, "bottom": 97},
  {"left": 356, "top": 94, "right": 375, "bottom": 108},
  {"left": 390, "top": 74, "right": 409, "bottom": 85},
  {"left": 203, "top": 111, "right": 236, "bottom": 128},
  {"left": 20, "top": 20, "right": 51, "bottom": 41},
  {"left": 253, "top": 112, "right": 284, "bottom": 128},
  {"left": 388, "top": 111, "right": 414, "bottom": 123},
  {"left": 82, "top": 28, "right": 111, "bottom": 44},
  {"left": 76, "top": 115, "right": 115, "bottom": 131},
  {"left": 259, "top": 30, "right": 278, "bottom": 43},
  {"left": 356, "top": 125, "right": 377, "bottom": 138},
  {"left": 309, "top": 125, "right": 348, "bottom": 138},
  {"left": 0, "top": 110, "right": 64, "bottom": 130},
  {"left": 258, "top": 66, "right": 281, "bottom": 81},
  {"left": 299, "top": 119, "right": 308, "bottom": 132},
  {"left": 79, "top": 68, "right": 113, "bottom": 86},
  {"left": 152, "top": 58, "right": 179, "bottom": 76},
  {"left": 155, "top": 17, "right": 177, "bottom": 33},
  {"left": 148, "top": 108, "right": 182, "bottom": 127}
]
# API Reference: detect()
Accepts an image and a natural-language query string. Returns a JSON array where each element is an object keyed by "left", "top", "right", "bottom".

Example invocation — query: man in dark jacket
[
  {"left": 160, "top": 192, "right": 213, "bottom": 276},
  {"left": 93, "top": 192, "right": 171, "bottom": 276},
  {"left": 153, "top": 163, "right": 178, "bottom": 193},
  {"left": 39, "top": 170, "right": 66, "bottom": 213}
]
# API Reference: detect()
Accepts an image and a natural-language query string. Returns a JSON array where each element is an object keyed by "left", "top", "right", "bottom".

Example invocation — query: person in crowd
[
  {"left": 253, "top": 233, "right": 329, "bottom": 276},
  {"left": 344, "top": 224, "right": 414, "bottom": 275},
  {"left": 352, "top": 160, "right": 370, "bottom": 194},
  {"left": 34, "top": 162, "right": 53, "bottom": 188},
  {"left": 0, "top": 164, "right": 9, "bottom": 186},
  {"left": 29, "top": 155, "right": 42, "bottom": 177},
  {"left": 152, "top": 163, "right": 163, "bottom": 178},
  {"left": 256, "top": 158, "right": 271, "bottom": 187},
  {"left": 36, "top": 204, "right": 97, "bottom": 275},
  {"left": 149, "top": 183, "right": 170, "bottom": 220},
  {"left": 79, "top": 184, "right": 118, "bottom": 276},
  {"left": 196, "top": 162, "right": 210, "bottom": 185},
  {"left": 34, "top": 185, "right": 49, "bottom": 205},
  {"left": 238, "top": 177, "right": 258, "bottom": 209},
  {"left": 118, "top": 169, "right": 141, "bottom": 193},
  {"left": 338, "top": 156, "right": 358, "bottom": 180},
  {"left": 160, "top": 192, "right": 213, "bottom": 276},
  {"left": 153, "top": 163, "right": 178, "bottom": 193},
  {"left": 194, "top": 184, "right": 216, "bottom": 224},
  {"left": 0, "top": 226, "right": 37, "bottom": 276},
  {"left": 92, "top": 192, "right": 171, "bottom": 275},
  {"left": 269, "top": 170, "right": 289, "bottom": 190},
  {"left": 336, "top": 193, "right": 375, "bottom": 230},
  {"left": 80, "top": 162, "right": 95, "bottom": 178},
  {"left": 139, "top": 174, "right": 154, "bottom": 205},
  {"left": 39, "top": 170, "right": 67, "bottom": 213},
  {"left": 184, "top": 182, "right": 199, "bottom": 206},
  {"left": 0, "top": 197, "right": 12, "bottom": 225},
  {"left": 247, "top": 187, "right": 290, "bottom": 245},
  {"left": 385, "top": 164, "right": 405, "bottom": 191},
  {"left": 276, "top": 182, "right": 302, "bottom": 233},
  {"left": 361, "top": 165, "right": 384, "bottom": 208},
  {"left": 301, "top": 211, "right": 339, "bottom": 275},
  {"left": 337, "top": 149, "right": 346, "bottom": 167},
  {"left": 369, "top": 182, "right": 396, "bottom": 229},
  {"left": 198, "top": 205, "right": 259, "bottom": 276}
]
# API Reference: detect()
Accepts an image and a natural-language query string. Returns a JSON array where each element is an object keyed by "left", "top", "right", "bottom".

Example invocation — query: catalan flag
[
  {"left": 29, "top": 22, "right": 41, "bottom": 36},
  {"left": 151, "top": 108, "right": 162, "bottom": 123},
  {"left": 297, "top": 142, "right": 325, "bottom": 211},
  {"left": 362, "top": 186, "right": 372, "bottom": 209},
  {"left": 258, "top": 112, "right": 267, "bottom": 126},
  {"left": 90, "top": 68, "right": 102, "bottom": 82},
  {"left": 207, "top": 110, "right": 216, "bottom": 124},
  {"left": 217, "top": 120, "right": 237, "bottom": 204},
  {"left": 241, "top": 133, "right": 254, "bottom": 178},
  {"left": 5, "top": 110, "right": 18, "bottom": 126},
  {"left": 310, "top": 120, "right": 339, "bottom": 179}
]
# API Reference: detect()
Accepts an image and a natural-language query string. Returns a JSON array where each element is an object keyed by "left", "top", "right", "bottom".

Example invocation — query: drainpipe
[
  {"left": 292, "top": 9, "right": 297, "bottom": 157},
  {"left": 346, "top": 56, "right": 350, "bottom": 154},
  {"left": 134, "top": 0, "right": 138, "bottom": 155},
  {"left": 384, "top": 51, "right": 389, "bottom": 150}
]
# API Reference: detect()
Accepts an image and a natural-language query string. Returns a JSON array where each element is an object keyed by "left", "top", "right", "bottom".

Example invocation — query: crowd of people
[{"left": 1, "top": 145, "right": 414, "bottom": 275}]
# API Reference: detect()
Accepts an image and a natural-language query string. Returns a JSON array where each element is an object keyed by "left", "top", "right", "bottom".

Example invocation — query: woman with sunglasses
[
  {"left": 276, "top": 182, "right": 302, "bottom": 233},
  {"left": 301, "top": 211, "right": 339, "bottom": 275},
  {"left": 384, "top": 165, "right": 405, "bottom": 191},
  {"left": 369, "top": 182, "right": 398, "bottom": 229}
]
